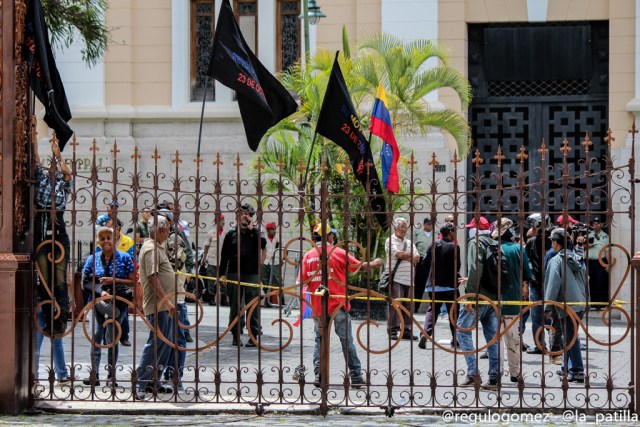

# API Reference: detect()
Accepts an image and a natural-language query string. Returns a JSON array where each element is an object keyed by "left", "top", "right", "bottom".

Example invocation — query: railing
[{"left": 30, "top": 127, "right": 637, "bottom": 415}]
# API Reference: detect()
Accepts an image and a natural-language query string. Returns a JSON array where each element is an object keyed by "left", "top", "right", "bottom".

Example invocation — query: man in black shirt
[
  {"left": 219, "top": 203, "right": 267, "bottom": 347},
  {"left": 419, "top": 222, "right": 461, "bottom": 349}
]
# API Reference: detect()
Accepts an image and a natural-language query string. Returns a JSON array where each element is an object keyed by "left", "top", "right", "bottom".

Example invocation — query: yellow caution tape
[{"left": 178, "top": 272, "right": 627, "bottom": 307}]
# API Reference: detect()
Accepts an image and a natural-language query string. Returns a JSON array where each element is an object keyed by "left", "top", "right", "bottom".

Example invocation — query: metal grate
[{"left": 488, "top": 80, "right": 591, "bottom": 97}]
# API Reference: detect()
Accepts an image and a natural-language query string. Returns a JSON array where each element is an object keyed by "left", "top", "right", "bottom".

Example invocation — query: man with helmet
[
  {"left": 219, "top": 203, "right": 267, "bottom": 347},
  {"left": 525, "top": 213, "right": 563, "bottom": 364},
  {"left": 299, "top": 222, "right": 383, "bottom": 388}
]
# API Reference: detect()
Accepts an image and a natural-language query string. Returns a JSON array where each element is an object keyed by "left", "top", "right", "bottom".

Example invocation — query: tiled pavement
[{"left": 31, "top": 301, "right": 634, "bottom": 416}]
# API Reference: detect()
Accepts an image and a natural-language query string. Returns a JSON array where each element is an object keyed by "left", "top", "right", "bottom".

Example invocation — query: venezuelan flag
[{"left": 370, "top": 83, "right": 400, "bottom": 193}]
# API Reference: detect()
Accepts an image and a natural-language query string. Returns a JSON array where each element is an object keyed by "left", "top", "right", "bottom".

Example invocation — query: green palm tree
[
  {"left": 355, "top": 32, "right": 471, "bottom": 154},
  {"left": 253, "top": 31, "right": 470, "bottom": 254},
  {"left": 41, "top": 0, "right": 109, "bottom": 67}
]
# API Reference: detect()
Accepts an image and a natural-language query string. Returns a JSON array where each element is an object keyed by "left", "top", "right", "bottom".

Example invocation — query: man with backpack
[
  {"left": 492, "top": 218, "right": 532, "bottom": 383},
  {"left": 457, "top": 216, "right": 500, "bottom": 389}
]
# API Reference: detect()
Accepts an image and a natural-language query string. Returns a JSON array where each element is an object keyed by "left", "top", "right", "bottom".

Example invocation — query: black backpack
[{"left": 480, "top": 239, "right": 511, "bottom": 295}]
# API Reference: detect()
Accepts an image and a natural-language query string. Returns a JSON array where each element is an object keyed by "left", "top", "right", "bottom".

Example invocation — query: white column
[
  {"left": 526, "top": 0, "right": 548, "bottom": 22},
  {"left": 55, "top": 33, "right": 105, "bottom": 108},
  {"left": 259, "top": 0, "right": 276, "bottom": 72},
  {"left": 172, "top": 0, "right": 190, "bottom": 108}
]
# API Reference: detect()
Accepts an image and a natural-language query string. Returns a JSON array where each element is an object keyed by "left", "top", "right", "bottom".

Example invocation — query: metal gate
[{"left": 29, "top": 127, "right": 638, "bottom": 415}]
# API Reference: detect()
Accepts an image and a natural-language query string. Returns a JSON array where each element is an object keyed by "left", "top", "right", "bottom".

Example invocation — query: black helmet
[{"left": 525, "top": 213, "right": 550, "bottom": 230}]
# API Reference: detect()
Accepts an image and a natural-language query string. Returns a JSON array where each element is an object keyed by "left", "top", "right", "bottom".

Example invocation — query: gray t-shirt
[{"left": 139, "top": 238, "right": 176, "bottom": 316}]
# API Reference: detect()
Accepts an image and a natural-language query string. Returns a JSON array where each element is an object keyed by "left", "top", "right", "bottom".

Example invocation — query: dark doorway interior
[{"left": 467, "top": 22, "right": 609, "bottom": 221}]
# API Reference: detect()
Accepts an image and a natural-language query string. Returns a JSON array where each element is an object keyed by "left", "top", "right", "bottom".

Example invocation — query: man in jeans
[
  {"left": 544, "top": 227, "right": 588, "bottom": 383},
  {"left": 457, "top": 216, "right": 500, "bottom": 388},
  {"left": 299, "top": 223, "right": 382, "bottom": 388},
  {"left": 134, "top": 214, "right": 177, "bottom": 400},
  {"left": 33, "top": 137, "right": 73, "bottom": 338}
]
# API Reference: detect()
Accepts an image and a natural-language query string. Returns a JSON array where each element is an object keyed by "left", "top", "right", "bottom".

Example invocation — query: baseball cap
[
  {"left": 549, "top": 227, "right": 567, "bottom": 242},
  {"left": 265, "top": 222, "right": 277, "bottom": 230},
  {"left": 590, "top": 216, "right": 602, "bottom": 224},
  {"left": 313, "top": 223, "right": 337, "bottom": 236},
  {"left": 556, "top": 215, "right": 579, "bottom": 225},
  {"left": 465, "top": 216, "right": 490, "bottom": 230}
]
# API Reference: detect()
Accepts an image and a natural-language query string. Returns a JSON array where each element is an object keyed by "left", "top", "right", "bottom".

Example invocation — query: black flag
[
  {"left": 207, "top": 0, "right": 297, "bottom": 151},
  {"left": 316, "top": 56, "right": 388, "bottom": 230},
  {"left": 23, "top": 0, "right": 73, "bottom": 149}
]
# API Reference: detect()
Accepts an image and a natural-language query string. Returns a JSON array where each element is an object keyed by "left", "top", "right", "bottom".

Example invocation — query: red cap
[
  {"left": 265, "top": 222, "right": 277, "bottom": 229},
  {"left": 556, "top": 215, "right": 578, "bottom": 225},
  {"left": 465, "top": 216, "right": 490, "bottom": 230}
]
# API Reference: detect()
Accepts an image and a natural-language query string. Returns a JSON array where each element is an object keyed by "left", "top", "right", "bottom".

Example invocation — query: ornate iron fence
[{"left": 31, "top": 127, "right": 638, "bottom": 415}]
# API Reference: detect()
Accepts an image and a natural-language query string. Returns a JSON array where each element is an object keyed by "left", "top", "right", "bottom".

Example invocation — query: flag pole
[
  {"left": 196, "top": 77, "right": 209, "bottom": 158},
  {"left": 302, "top": 131, "right": 319, "bottom": 189}
]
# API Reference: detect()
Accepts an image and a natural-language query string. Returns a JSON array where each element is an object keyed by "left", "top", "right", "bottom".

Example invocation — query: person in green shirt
[{"left": 492, "top": 218, "right": 532, "bottom": 383}]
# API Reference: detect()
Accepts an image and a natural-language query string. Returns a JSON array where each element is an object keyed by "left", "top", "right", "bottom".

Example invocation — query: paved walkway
[
  {"left": 4, "top": 412, "right": 640, "bottom": 426},
  {"left": 31, "top": 300, "right": 633, "bottom": 415}
]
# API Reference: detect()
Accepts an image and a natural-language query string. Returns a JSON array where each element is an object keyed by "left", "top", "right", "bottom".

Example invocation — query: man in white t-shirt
[{"left": 262, "top": 222, "right": 282, "bottom": 306}]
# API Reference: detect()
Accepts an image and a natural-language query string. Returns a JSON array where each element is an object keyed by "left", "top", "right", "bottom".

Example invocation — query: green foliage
[
  {"left": 41, "top": 0, "right": 109, "bottom": 68},
  {"left": 253, "top": 32, "right": 470, "bottom": 253}
]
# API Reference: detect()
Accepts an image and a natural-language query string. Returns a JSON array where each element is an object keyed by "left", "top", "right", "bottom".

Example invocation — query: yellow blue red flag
[{"left": 370, "top": 83, "right": 400, "bottom": 193}]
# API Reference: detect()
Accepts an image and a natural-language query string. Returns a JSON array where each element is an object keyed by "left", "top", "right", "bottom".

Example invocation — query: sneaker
[
  {"left": 145, "top": 383, "right": 173, "bottom": 394},
  {"left": 568, "top": 372, "right": 585, "bottom": 383},
  {"left": 57, "top": 376, "right": 72, "bottom": 384},
  {"left": 232, "top": 338, "right": 244, "bottom": 347},
  {"left": 134, "top": 389, "right": 146, "bottom": 401},
  {"left": 83, "top": 377, "right": 100, "bottom": 386},
  {"left": 314, "top": 374, "right": 321, "bottom": 388},
  {"left": 526, "top": 346, "right": 544, "bottom": 355},
  {"left": 418, "top": 336, "right": 427, "bottom": 349},
  {"left": 479, "top": 351, "right": 488, "bottom": 359},
  {"left": 120, "top": 339, "right": 132, "bottom": 347},
  {"left": 556, "top": 369, "right": 566, "bottom": 377},
  {"left": 185, "top": 333, "right": 194, "bottom": 343},
  {"left": 459, "top": 376, "right": 476, "bottom": 387},
  {"left": 549, "top": 355, "right": 563, "bottom": 365},
  {"left": 401, "top": 333, "right": 418, "bottom": 341},
  {"left": 350, "top": 376, "right": 365, "bottom": 389},
  {"left": 245, "top": 339, "right": 257, "bottom": 348},
  {"left": 389, "top": 333, "right": 399, "bottom": 341},
  {"left": 481, "top": 379, "right": 498, "bottom": 389}
]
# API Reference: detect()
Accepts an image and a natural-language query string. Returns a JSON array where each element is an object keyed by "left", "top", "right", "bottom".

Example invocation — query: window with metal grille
[
  {"left": 276, "top": 0, "right": 300, "bottom": 72},
  {"left": 190, "top": 0, "right": 215, "bottom": 102},
  {"left": 487, "top": 80, "right": 591, "bottom": 97}
]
